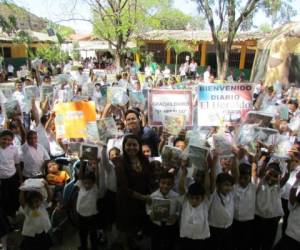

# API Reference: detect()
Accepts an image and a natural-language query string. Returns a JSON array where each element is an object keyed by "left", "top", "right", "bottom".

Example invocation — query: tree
[
  {"left": 151, "top": 7, "right": 205, "bottom": 30},
  {"left": 45, "top": 21, "right": 75, "bottom": 44},
  {"left": 35, "top": 44, "right": 69, "bottom": 64},
  {"left": 166, "top": 38, "right": 193, "bottom": 75},
  {"left": 72, "top": 41, "right": 80, "bottom": 61},
  {"left": 194, "top": 0, "right": 296, "bottom": 80},
  {"left": 91, "top": 0, "right": 203, "bottom": 71},
  {"left": 13, "top": 30, "right": 34, "bottom": 68},
  {"left": 0, "top": 1, "right": 17, "bottom": 69},
  {"left": 91, "top": 0, "right": 141, "bottom": 71}
]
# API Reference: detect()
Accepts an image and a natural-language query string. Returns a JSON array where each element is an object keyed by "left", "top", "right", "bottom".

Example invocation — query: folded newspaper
[
  {"left": 272, "top": 135, "right": 293, "bottom": 160},
  {"left": 164, "top": 113, "right": 185, "bottom": 136},
  {"left": 188, "top": 144, "right": 210, "bottom": 170},
  {"left": 161, "top": 145, "right": 182, "bottom": 168},
  {"left": 213, "top": 132, "right": 234, "bottom": 158},
  {"left": 24, "top": 85, "right": 38, "bottom": 100},
  {"left": 80, "top": 143, "right": 99, "bottom": 161},
  {"left": 186, "top": 130, "right": 208, "bottom": 147},
  {"left": 19, "top": 178, "right": 44, "bottom": 192},
  {"left": 254, "top": 127, "right": 279, "bottom": 147},
  {"left": 40, "top": 85, "right": 54, "bottom": 103},
  {"left": 151, "top": 198, "right": 171, "bottom": 221},
  {"left": 4, "top": 99, "right": 21, "bottom": 119},
  {"left": 246, "top": 111, "right": 273, "bottom": 127},
  {"left": 97, "top": 117, "right": 120, "bottom": 144},
  {"left": 129, "top": 91, "right": 146, "bottom": 110}
]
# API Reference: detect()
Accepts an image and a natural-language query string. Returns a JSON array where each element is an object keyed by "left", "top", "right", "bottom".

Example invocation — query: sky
[{"left": 13, "top": 0, "right": 300, "bottom": 34}]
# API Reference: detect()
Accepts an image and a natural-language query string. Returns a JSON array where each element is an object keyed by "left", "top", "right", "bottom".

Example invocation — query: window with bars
[
  {"left": 0, "top": 47, "right": 11, "bottom": 58},
  {"left": 229, "top": 52, "right": 241, "bottom": 68},
  {"left": 244, "top": 52, "right": 255, "bottom": 69}
]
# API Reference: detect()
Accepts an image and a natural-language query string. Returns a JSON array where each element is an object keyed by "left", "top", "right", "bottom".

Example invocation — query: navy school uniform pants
[
  {"left": 274, "top": 234, "right": 300, "bottom": 250},
  {"left": 209, "top": 225, "right": 233, "bottom": 250},
  {"left": 150, "top": 222, "right": 178, "bottom": 250},
  {"left": 232, "top": 219, "right": 254, "bottom": 250},
  {"left": 253, "top": 215, "right": 281, "bottom": 250},
  {"left": 78, "top": 214, "right": 98, "bottom": 250},
  {"left": 180, "top": 237, "right": 208, "bottom": 250}
]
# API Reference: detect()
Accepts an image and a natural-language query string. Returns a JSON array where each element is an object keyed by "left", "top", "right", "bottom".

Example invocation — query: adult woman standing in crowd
[
  {"left": 112, "top": 133, "right": 153, "bottom": 250},
  {"left": 124, "top": 109, "right": 160, "bottom": 156}
]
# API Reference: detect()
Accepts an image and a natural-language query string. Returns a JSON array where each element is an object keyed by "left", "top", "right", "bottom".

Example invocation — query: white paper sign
[{"left": 148, "top": 89, "right": 193, "bottom": 126}]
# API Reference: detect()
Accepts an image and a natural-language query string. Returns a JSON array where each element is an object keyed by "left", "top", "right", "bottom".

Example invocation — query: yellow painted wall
[{"left": 0, "top": 42, "right": 51, "bottom": 58}]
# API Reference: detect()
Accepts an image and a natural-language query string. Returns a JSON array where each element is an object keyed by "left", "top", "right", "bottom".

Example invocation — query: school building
[
  {"left": 136, "top": 29, "right": 263, "bottom": 80},
  {"left": 0, "top": 30, "right": 57, "bottom": 70}
]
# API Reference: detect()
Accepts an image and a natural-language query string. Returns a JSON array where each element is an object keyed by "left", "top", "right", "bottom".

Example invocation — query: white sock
[{"left": 1, "top": 235, "right": 8, "bottom": 250}]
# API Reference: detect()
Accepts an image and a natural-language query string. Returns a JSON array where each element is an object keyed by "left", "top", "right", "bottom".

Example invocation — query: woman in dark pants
[{"left": 113, "top": 134, "right": 154, "bottom": 250}]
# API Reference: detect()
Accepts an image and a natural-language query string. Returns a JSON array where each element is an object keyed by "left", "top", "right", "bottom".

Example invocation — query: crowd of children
[{"left": 0, "top": 60, "right": 299, "bottom": 250}]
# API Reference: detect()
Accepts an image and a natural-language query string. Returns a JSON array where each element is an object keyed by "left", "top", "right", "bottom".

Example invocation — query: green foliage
[
  {"left": 259, "top": 23, "right": 272, "bottom": 33},
  {"left": 166, "top": 38, "right": 193, "bottom": 56},
  {"left": 166, "top": 38, "right": 193, "bottom": 75},
  {"left": 71, "top": 41, "right": 80, "bottom": 61},
  {"left": 0, "top": 13, "right": 17, "bottom": 35},
  {"left": 153, "top": 8, "right": 203, "bottom": 30},
  {"left": 194, "top": 0, "right": 297, "bottom": 79},
  {"left": 34, "top": 45, "right": 69, "bottom": 64},
  {"left": 45, "top": 20, "right": 75, "bottom": 43},
  {"left": 260, "top": 0, "right": 296, "bottom": 24}
]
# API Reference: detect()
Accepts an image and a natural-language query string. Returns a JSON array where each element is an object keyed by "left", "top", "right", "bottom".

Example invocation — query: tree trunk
[
  {"left": 114, "top": 51, "right": 121, "bottom": 73},
  {"left": 215, "top": 42, "right": 224, "bottom": 80},
  {"left": 215, "top": 40, "right": 232, "bottom": 81},
  {"left": 220, "top": 45, "right": 230, "bottom": 81},
  {"left": 175, "top": 54, "right": 178, "bottom": 76}
]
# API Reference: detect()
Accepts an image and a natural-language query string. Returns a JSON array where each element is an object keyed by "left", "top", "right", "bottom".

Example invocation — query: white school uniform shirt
[
  {"left": 8, "top": 64, "right": 14, "bottom": 73},
  {"left": 203, "top": 70, "right": 210, "bottom": 83},
  {"left": 0, "top": 145, "right": 20, "bottom": 179},
  {"left": 48, "top": 132, "right": 65, "bottom": 157},
  {"left": 286, "top": 202, "right": 300, "bottom": 242},
  {"left": 75, "top": 72, "right": 87, "bottom": 86},
  {"left": 76, "top": 181, "right": 100, "bottom": 217},
  {"left": 208, "top": 191, "right": 234, "bottom": 228},
  {"left": 146, "top": 189, "right": 180, "bottom": 226},
  {"left": 233, "top": 183, "right": 256, "bottom": 221},
  {"left": 22, "top": 203, "right": 51, "bottom": 237},
  {"left": 180, "top": 197, "right": 210, "bottom": 240},
  {"left": 12, "top": 90, "right": 26, "bottom": 113},
  {"left": 189, "top": 62, "right": 197, "bottom": 73},
  {"left": 281, "top": 165, "right": 300, "bottom": 200},
  {"left": 255, "top": 181, "right": 284, "bottom": 218},
  {"left": 145, "top": 66, "right": 152, "bottom": 77},
  {"left": 21, "top": 143, "right": 50, "bottom": 177},
  {"left": 179, "top": 67, "right": 186, "bottom": 77}
]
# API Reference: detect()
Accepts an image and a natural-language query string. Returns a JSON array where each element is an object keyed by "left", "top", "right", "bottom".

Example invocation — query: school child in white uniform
[
  {"left": 180, "top": 182, "right": 211, "bottom": 250},
  {"left": 178, "top": 152, "right": 215, "bottom": 250},
  {"left": 19, "top": 180, "right": 53, "bottom": 250},
  {"left": 0, "top": 130, "right": 21, "bottom": 250},
  {"left": 275, "top": 177, "right": 300, "bottom": 250},
  {"left": 233, "top": 163, "right": 256, "bottom": 250},
  {"left": 208, "top": 172, "right": 235, "bottom": 250},
  {"left": 253, "top": 162, "right": 285, "bottom": 250},
  {"left": 21, "top": 130, "right": 50, "bottom": 178},
  {"left": 76, "top": 163, "right": 101, "bottom": 250},
  {"left": 146, "top": 172, "right": 180, "bottom": 250}
]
